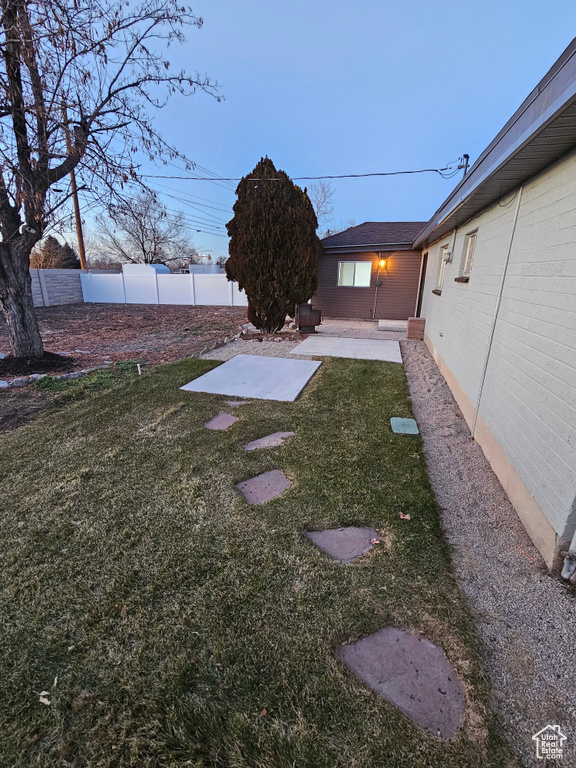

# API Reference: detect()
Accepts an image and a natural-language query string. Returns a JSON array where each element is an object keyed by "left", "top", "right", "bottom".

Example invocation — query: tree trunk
[{"left": 0, "top": 237, "right": 44, "bottom": 357}]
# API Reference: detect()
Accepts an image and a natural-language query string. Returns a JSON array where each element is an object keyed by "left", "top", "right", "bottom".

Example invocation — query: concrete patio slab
[
  {"left": 236, "top": 470, "right": 292, "bottom": 505},
  {"left": 290, "top": 336, "right": 402, "bottom": 363},
  {"left": 181, "top": 354, "right": 321, "bottom": 401},
  {"left": 304, "top": 527, "right": 382, "bottom": 563},
  {"left": 390, "top": 417, "right": 419, "bottom": 434},
  {"left": 242, "top": 431, "right": 295, "bottom": 451},
  {"left": 204, "top": 412, "right": 239, "bottom": 431},
  {"left": 337, "top": 627, "right": 465, "bottom": 739}
]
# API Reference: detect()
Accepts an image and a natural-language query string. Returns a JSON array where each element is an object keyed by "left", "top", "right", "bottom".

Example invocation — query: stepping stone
[
  {"left": 236, "top": 470, "right": 291, "bottom": 505},
  {"left": 224, "top": 400, "right": 252, "bottom": 407},
  {"left": 204, "top": 412, "right": 239, "bottom": 431},
  {"left": 304, "top": 527, "right": 382, "bottom": 563},
  {"left": 337, "top": 627, "right": 465, "bottom": 739},
  {"left": 242, "top": 431, "right": 295, "bottom": 451},
  {"left": 390, "top": 417, "right": 419, "bottom": 434}
]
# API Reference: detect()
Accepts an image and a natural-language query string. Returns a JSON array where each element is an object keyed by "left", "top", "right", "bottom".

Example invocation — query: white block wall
[
  {"left": 80, "top": 271, "right": 248, "bottom": 308},
  {"left": 420, "top": 150, "right": 576, "bottom": 543}
]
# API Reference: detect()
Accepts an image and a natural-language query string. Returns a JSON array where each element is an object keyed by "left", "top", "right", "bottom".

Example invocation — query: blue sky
[{"left": 85, "top": 1, "right": 576, "bottom": 259}]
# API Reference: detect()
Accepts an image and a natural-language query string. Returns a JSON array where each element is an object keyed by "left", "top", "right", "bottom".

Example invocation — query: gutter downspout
[{"left": 471, "top": 186, "right": 523, "bottom": 438}]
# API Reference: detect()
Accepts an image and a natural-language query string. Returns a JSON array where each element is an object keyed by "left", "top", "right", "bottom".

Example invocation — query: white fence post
[{"left": 229, "top": 280, "right": 235, "bottom": 307}]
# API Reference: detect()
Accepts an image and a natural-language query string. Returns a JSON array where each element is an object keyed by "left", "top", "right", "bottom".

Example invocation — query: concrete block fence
[{"left": 31, "top": 269, "right": 84, "bottom": 307}]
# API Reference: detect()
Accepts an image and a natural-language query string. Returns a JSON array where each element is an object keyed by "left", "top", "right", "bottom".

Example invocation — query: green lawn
[{"left": 0, "top": 357, "right": 515, "bottom": 767}]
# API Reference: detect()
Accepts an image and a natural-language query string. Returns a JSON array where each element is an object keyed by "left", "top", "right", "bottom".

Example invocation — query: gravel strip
[
  {"left": 401, "top": 340, "right": 576, "bottom": 767},
  {"left": 200, "top": 338, "right": 307, "bottom": 362}
]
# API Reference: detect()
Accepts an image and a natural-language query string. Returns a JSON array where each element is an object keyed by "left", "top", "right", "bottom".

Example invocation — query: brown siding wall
[{"left": 313, "top": 250, "right": 422, "bottom": 320}]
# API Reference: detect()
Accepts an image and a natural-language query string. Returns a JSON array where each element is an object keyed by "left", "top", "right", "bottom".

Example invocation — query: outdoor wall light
[{"left": 379, "top": 257, "right": 387, "bottom": 268}]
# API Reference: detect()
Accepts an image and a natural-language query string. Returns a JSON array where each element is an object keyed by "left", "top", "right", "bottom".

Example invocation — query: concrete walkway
[
  {"left": 290, "top": 335, "right": 402, "bottom": 363},
  {"left": 317, "top": 317, "right": 407, "bottom": 340},
  {"left": 200, "top": 318, "right": 406, "bottom": 363}
]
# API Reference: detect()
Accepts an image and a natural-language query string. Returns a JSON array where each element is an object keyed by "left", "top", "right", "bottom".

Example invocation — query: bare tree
[
  {"left": 96, "top": 192, "right": 196, "bottom": 265},
  {"left": 0, "top": 0, "right": 217, "bottom": 357},
  {"left": 308, "top": 181, "right": 335, "bottom": 224},
  {"left": 322, "top": 219, "right": 356, "bottom": 239}
]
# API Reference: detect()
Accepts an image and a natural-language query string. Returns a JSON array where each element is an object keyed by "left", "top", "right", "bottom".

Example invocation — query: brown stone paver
[
  {"left": 242, "top": 431, "right": 295, "bottom": 451},
  {"left": 304, "top": 527, "right": 382, "bottom": 563},
  {"left": 337, "top": 627, "right": 465, "bottom": 739},
  {"left": 236, "top": 470, "right": 291, "bottom": 505}
]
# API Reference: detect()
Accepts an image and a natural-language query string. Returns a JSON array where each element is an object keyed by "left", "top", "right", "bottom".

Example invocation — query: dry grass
[{"left": 0, "top": 356, "right": 517, "bottom": 767}]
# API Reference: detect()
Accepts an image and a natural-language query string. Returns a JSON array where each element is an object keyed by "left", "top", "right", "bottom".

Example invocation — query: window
[
  {"left": 437, "top": 244, "right": 449, "bottom": 288},
  {"left": 461, "top": 231, "right": 477, "bottom": 277},
  {"left": 337, "top": 261, "right": 372, "bottom": 287}
]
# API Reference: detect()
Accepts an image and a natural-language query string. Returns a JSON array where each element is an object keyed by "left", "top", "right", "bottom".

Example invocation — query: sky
[{"left": 80, "top": 1, "right": 576, "bottom": 261}]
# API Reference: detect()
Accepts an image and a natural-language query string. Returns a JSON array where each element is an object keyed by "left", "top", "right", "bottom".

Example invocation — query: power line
[
  {"left": 150, "top": 181, "right": 232, "bottom": 212},
  {"left": 142, "top": 165, "right": 458, "bottom": 182},
  {"left": 155, "top": 190, "right": 229, "bottom": 225}
]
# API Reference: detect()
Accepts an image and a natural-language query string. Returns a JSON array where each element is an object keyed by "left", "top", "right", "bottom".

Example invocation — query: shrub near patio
[{"left": 0, "top": 356, "right": 516, "bottom": 767}]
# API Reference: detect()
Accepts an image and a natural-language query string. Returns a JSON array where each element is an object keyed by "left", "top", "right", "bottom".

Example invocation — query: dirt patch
[
  {"left": 0, "top": 351, "right": 74, "bottom": 376},
  {"left": 0, "top": 304, "right": 247, "bottom": 432},
  {"left": 241, "top": 330, "right": 305, "bottom": 342}
]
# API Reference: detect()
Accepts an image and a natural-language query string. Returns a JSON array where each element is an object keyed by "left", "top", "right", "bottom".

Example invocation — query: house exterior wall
[
  {"left": 314, "top": 250, "right": 422, "bottom": 320},
  {"left": 420, "top": 151, "right": 576, "bottom": 566}
]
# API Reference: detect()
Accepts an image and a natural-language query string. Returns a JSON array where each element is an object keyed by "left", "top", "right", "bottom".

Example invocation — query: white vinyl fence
[{"left": 80, "top": 271, "right": 248, "bottom": 307}]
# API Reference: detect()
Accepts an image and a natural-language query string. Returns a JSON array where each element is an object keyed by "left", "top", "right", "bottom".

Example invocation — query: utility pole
[{"left": 61, "top": 104, "right": 87, "bottom": 269}]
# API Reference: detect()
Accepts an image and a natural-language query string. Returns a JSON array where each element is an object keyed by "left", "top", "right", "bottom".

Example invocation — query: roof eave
[
  {"left": 414, "top": 38, "right": 576, "bottom": 249},
  {"left": 323, "top": 242, "right": 415, "bottom": 253}
]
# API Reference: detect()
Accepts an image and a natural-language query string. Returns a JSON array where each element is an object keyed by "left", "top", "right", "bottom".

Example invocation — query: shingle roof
[{"left": 322, "top": 222, "right": 427, "bottom": 249}]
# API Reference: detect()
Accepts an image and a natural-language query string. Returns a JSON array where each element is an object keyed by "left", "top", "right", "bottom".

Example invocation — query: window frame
[
  {"left": 437, "top": 244, "right": 449, "bottom": 288},
  {"left": 337, "top": 260, "right": 372, "bottom": 288},
  {"left": 461, "top": 231, "right": 478, "bottom": 277}
]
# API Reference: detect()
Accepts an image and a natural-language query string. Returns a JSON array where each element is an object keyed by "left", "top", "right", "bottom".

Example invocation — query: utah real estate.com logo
[{"left": 532, "top": 725, "right": 567, "bottom": 760}]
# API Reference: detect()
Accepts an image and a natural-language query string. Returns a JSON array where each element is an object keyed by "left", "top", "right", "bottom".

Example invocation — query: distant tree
[
  {"left": 216, "top": 255, "right": 228, "bottom": 268},
  {"left": 309, "top": 181, "right": 335, "bottom": 224},
  {"left": 30, "top": 236, "right": 79, "bottom": 269},
  {"left": 86, "top": 255, "right": 122, "bottom": 271},
  {"left": 60, "top": 243, "right": 80, "bottom": 269},
  {"left": 96, "top": 192, "right": 196, "bottom": 265},
  {"left": 226, "top": 157, "right": 323, "bottom": 332},
  {"left": 322, "top": 220, "right": 356, "bottom": 239}
]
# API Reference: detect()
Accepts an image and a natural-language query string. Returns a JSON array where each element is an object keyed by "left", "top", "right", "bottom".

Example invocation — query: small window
[
  {"left": 462, "top": 231, "right": 477, "bottom": 277},
  {"left": 337, "top": 261, "right": 372, "bottom": 287}
]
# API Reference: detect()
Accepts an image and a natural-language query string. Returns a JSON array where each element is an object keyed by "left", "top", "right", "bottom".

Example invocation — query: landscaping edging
[{"left": 0, "top": 364, "right": 112, "bottom": 389}]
